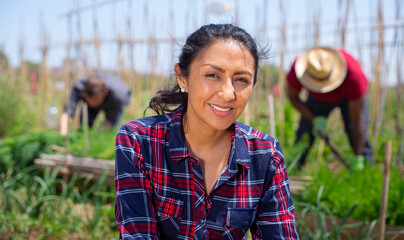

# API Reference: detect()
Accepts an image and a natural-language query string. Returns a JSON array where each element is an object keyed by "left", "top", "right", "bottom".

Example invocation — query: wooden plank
[{"left": 34, "top": 154, "right": 115, "bottom": 183}]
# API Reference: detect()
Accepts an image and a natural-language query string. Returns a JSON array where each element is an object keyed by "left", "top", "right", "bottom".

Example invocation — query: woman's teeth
[{"left": 210, "top": 104, "right": 231, "bottom": 111}]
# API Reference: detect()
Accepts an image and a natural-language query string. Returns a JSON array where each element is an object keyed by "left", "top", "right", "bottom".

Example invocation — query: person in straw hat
[{"left": 286, "top": 46, "right": 373, "bottom": 169}]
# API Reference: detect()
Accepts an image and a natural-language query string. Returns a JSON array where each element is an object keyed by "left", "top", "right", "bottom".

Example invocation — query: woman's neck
[
  {"left": 182, "top": 120, "right": 231, "bottom": 159},
  {"left": 183, "top": 121, "right": 232, "bottom": 195}
]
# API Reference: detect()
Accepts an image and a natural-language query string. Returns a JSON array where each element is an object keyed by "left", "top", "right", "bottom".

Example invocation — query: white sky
[{"left": 0, "top": 0, "right": 402, "bottom": 85}]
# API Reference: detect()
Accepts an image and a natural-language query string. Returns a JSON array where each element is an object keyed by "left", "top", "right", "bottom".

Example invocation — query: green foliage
[
  {"left": 0, "top": 73, "right": 38, "bottom": 137},
  {"left": 0, "top": 128, "right": 116, "bottom": 174},
  {"left": 295, "top": 186, "right": 378, "bottom": 240},
  {"left": 295, "top": 165, "right": 404, "bottom": 227},
  {"left": 0, "top": 130, "right": 64, "bottom": 172},
  {"left": 0, "top": 74, "right": 21, "bottom": 137},
  {"left": 68, "top": 128, "right": 117, "bottom": 160}
]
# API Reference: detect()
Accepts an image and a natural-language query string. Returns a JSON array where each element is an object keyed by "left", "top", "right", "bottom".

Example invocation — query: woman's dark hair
[{"left": 147, "top": 23, "right": 267, "bottom": 115}]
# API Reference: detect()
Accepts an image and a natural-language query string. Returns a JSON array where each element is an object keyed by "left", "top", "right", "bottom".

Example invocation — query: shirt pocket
[
  {"left": 226, "top": 207, "right": 256, "bottom": 230},
  {"left": 154, "top": 193, "right": 184, "bottom": 220}
]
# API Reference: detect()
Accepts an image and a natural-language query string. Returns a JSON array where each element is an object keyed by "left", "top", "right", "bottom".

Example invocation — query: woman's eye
[
  {"left": 206, "top": 73, "right": 219, "bottom": 78},
  {"left": 236, "top": 77, "right": 250, "bottom": 83}
]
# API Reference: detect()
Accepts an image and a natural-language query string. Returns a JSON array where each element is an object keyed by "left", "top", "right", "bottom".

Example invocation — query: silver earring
[{"left": 180, "top": 87, "right": 185, "bottom": 93}]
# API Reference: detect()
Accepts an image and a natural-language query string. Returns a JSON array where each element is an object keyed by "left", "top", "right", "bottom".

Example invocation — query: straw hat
[{"left": 295, "top": 46, "right": 347, "bottom": 93}]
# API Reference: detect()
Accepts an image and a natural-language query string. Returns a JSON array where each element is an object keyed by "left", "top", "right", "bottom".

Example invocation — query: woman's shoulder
[
  {"left": 234, "top": 122, "right": 285, "bottom": 172},
  {"left": 235, "top": 121, "right": 277, "bottom": 144},
  {"left": 119, "top": 112, "right": 175, "bottom": 134}
]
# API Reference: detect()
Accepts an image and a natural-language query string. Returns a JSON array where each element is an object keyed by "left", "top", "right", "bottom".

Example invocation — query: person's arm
[
  {"left": 60, "top": 86, "right": 81, "bottom": 135},
  {"left": 287, "top": 85, "right": 316, "bottom": 122},
  {"left": 348, "top": 95, "right": 366, "bottom": 156},
  {"left": 105, "top": 106, "right": 121, "bottom": 128},
  {"left": 59, "top": 112, "right": 69, "bottom": 135},
  {"left": 250, "top": 142, "right": 299, "bottom": 240},
  {"left": 115, "top": 124, "right": 158, "bottom": 239}
]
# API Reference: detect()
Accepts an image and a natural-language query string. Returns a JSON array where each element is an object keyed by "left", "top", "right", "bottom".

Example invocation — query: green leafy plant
[
  {"left": 296, "top": 165, "right": 404, "bottom": 227},
  {"left": 295, "top": 185, "right": 385, "bottom": 240}
]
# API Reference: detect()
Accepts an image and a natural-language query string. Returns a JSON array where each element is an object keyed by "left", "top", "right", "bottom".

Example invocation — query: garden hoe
[{"left": 317, "top": 131, "right": 351, "bottom": 169}]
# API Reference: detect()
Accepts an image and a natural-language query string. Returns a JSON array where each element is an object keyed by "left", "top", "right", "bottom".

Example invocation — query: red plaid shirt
[{"left": 115, "top": 108, "right": 299, "bottom": 239}]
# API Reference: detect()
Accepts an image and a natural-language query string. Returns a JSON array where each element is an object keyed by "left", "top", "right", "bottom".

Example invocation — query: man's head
[
  {"left": 83, "top": 75, "right": 108, "bottom": 108},
  {"left": 295, "top": 46, "right": 347, "bottom": 93}
]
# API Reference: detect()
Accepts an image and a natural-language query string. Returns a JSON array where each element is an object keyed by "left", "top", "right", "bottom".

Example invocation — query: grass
[{"left": 0, "top": 166, "right": 117, "bottom": 239}]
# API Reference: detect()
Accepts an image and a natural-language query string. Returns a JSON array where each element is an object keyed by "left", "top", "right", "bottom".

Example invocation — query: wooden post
[
  {"left": 267, "top": 94, "right": 276, "bottom": 137},
  {"left": 371, "top": 0, "right": 384, "bottom": 147},
  {"left": 82, "top": 102, "right": 89, "bottom": 157},
  {"left": 39, "top": 15, "right": 51, "bottom": 124},
  {"left": 340, "top": 0, "right": 351, "bottom": 49},
  {"left": 92, "top": 0, "right": 101, "bottom": 71},
  {"left": 398, "top": 53, "right": 403, "bottom": 172},
  {"left": 277, "top": 0, "right": 286, "bottom": 143},
  {"left": 379, "top": 140, "right": 392, "bottom": 240},
  {"left": 243, "top": 102, "right": 250, "bottom": 126},
  {"left": 64, "top": 12, "right": 73, "bottom": 154},
  {"left": 394, "top": 1, "right": 403, "bottom": 172},
  {"left": 18, "top": 33, "right": 27, "bottom": 81}
]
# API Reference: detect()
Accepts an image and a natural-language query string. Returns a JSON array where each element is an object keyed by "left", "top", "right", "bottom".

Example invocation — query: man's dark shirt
[{"left": 66, "top": 73, "right": 131, "bottom": 125}]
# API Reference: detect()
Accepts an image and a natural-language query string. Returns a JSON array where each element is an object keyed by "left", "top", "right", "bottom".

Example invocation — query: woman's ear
[{"left": 174, "top": 64, "right": 187, "bottom": 90}]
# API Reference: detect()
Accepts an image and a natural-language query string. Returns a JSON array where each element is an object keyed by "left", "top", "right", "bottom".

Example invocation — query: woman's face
[{"left": 176, "top": 39, "right": 255, "bottom": 132}]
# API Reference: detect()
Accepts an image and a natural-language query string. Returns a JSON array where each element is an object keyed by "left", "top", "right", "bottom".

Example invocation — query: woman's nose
[{"left": 218, "top": 79, "right": 235, "bottom": 101}]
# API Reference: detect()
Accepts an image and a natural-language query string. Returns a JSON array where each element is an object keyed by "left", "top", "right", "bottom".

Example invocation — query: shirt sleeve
[
  {"left": 115, "top": 124, "right": 158, "bottom": 240},
  {"left": 340, "top": 50, "right": 368, "bottom": 101},
  {"left": 66, "top": 86, "right": 81, "bottom": 117},
  {"left": 251, "top": 141, "right": 299, "bottom": 240}
]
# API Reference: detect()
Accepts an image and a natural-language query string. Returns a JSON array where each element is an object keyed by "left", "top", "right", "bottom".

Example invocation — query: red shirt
[{"left": 287, "top": 49, "right": 368, "bottom": 103}]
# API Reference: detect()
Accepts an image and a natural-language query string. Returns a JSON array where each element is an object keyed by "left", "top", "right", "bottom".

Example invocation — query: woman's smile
[{"left": 209, "top": 103, "right": 234, "bottom": 116}]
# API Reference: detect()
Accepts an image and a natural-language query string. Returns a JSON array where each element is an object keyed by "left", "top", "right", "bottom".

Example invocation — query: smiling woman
[{"left": 114, "top": 23, "right": 299, "bottom": 240}]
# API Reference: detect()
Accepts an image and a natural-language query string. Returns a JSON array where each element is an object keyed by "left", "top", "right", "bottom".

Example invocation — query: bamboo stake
[
  {"left": 39, "top": 14, "right": 51, "bottom": 124},
  {"left": 92, "top": 0, "right": 101, "bottom": 71},
  {"left": 127, "top": 0, "right": 138, "bottom": 118},
  {"left": 379, "top": 140, "right": 392, "bottom": 240},
  {"left": 75, "top": 0, "right": 86, "bottom": 76},
  {"left": 63, "top": 12, "right": 73, "bottom": 154},
  {"left": 18, "top": 33, "right": 27, "bottom": 81},
  {"left": 340, "top": 0, "right": 351, "bottom": 49},
  {"left": 267, "top": 94, "right": 276, "bottom": 137},
  {"left": 169, "top": 0, "right": 175, "bottom": 56},
  {"left": 306, "top": 0, "right": 312, "bottom": 47},
  {"left": 335, "top": 0, "right": 342, "bottom": 46},
  {"left": 313, "top": 0, "right": 320, "bottom": 46},
  {"left": 371, "top": 0, "right": 384, "bottom": 146},
  {"left": 398, "top": 46, "right": 403, "bottom": 171},
  {"left": 352, "top": 0, "right": 363, "bottom": 63},
  {"left": 82, "top": 102, "right": 89, "bottom": 157},
  {"left": 117, "top": 35, "right": 124, "bottom": 74},
  {"left": 394, "top": 0, "right": 403, "bottom": 170},
  {"left": 277, "top": 0, "right": 286, "bottom": 143}
]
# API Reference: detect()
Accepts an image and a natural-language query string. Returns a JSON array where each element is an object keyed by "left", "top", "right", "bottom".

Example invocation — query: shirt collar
[
  {"left": 168, "top": 108, "right": 251, "bottom": 172},
  {"left": 168, "top": 109, "right": 190, "bottom": 162}
]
